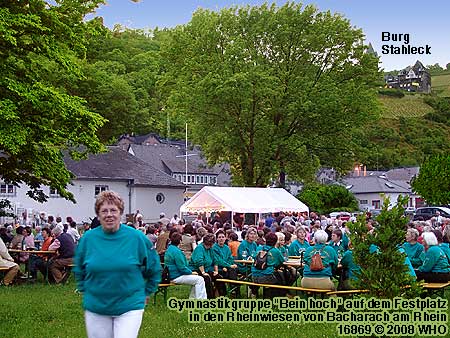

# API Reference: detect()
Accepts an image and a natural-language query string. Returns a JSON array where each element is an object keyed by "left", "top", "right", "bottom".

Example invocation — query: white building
[
  {"left": 343, "top": 167, "right": 422, "bottom": 210},
  {"left": 0, "top": 147, "right": 185, "bottom": 224}
]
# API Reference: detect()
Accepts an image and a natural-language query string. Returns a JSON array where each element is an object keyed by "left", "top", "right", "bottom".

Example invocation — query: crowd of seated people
[{"left": 2, "top": 208, "right": 450, "bottom": 294}]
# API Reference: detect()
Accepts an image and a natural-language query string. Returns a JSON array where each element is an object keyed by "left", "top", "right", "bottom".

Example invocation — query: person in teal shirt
[
  {"left": 252, "top": 232, "right": 286, "bottom": 298},
  {"left": 339, "top": 249, "right": 360, "bottom": 290},
  {"left": 236, "top": 227, "right": 258, "bottom": 274},
  {"left": 302, "top": 230, "right": 338, "bottom": 291},
  {"left": 275, "top": 232, "right": 289, "bottom": 261},
  {"left": 189, "top": 233, "right": 220, "bottom": 298},
  {"left": 288, "top": 226, "right": 310, "bottom": 257},
  {"left": 416, "top": 232, "right": 450, "bottom": 283},
  {"left": 74, "top": 191, "right": 160, "bottom": 338},
  {"left": 402, "top": 228, "right": 424, "bottom": 268},
  {"left": 212, "top": 231, "right": 237, "bottom": 296},
  {"left": 164, "top": 232, "right": 207, "bottom": 299},
  {"left": 328, "top": 229, "right": 346, "bottom": 258}
]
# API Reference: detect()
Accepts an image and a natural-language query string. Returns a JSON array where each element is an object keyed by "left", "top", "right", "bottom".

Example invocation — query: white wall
[
  {"left": 2, "top": 180, "right": 184, "bottom": 225},
  {"left": 355, "top": 192, "right": 413, "bottom": 210},
  {"left": 132, "top": 186, "right": 184, "bottom": 223}
]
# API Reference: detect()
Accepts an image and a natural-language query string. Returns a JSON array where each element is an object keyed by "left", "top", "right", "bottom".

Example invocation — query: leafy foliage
[
  {"left": 411, "top": 154, "right": 450, "bottom": 205},
  {"left": 348, "top": 197, "right": 422, "bottom": 298},
  {"left": 161, "top": 3, "right": 380, "bottom": 186},
  {"left": 297, "top": 184, "right": 358, "bottom": 214},
  {"left": 0, "top": 1, "right": 106, "bottom": 202}
]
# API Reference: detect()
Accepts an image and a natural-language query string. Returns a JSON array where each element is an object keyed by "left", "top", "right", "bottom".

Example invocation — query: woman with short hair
[
  {"left": 289, "top": 226, "right": 310, "bottom": 257},
  {"left": 301, "top": 230, "right": 338, "bottom": 290},
  {"left": 236, "top": 227, "right": 258, "bottom": 274},
  {"left": 212, "top": 231, "right": 237, "bottom": 296},
  {"left": 189, "top": 233, "right": 221, "bottom": 298},
  {"left": 416, "top": 232, "right": 450, "bottom": 283},
  {"left": 402, "top": 228, "right": 424, "bottom": 269},
  {"left": 74, "top": 191, "right": 161, "bottom": 338},
  {"left": 164, "top": 232, "right": 207, "bottom": 299}
]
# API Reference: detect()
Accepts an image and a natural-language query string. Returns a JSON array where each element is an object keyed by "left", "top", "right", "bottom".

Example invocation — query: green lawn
[
  {"left": 0, "top": 281, "right": 337, "bottom": 338},
  {"left": 1, "top": 280, "right": 449, "bottom": 338}
]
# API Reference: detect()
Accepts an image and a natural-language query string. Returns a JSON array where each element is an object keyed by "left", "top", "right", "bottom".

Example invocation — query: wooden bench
[
  {"left": 326, "top": 289, "right": 369, "bottom": 297},
  {"left": 422, "top": 282, "right": 450, "bottom": 297},
  {"left": 153, "top": 283, "right": 177, "bottom": 305},
  {"left": 216, "top": 278, "right": 332, "bottom": 298}
]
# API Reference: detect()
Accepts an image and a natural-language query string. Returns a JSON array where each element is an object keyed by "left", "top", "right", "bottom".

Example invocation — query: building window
[
  {"left": 95, "top": 185, "right": 109, "bottom": 196},
  {"left": 49, "top": 187, "right": 61, "bottom": 198},
  {"left": 210, "top": 176, "right": 217, "bottom": 185},
  {"left": 0, "top": 183, "right": 15, "bottom": 196},
  {"left": 200, "top": 176, "right": 204, "bottom": 184},
  {"left": 156, "top": 193, "right": 165, "bottom": 204},
  {"left": 190, "top": 175, "right": 195, "bottom": 183},
  {"left": 359, "top": 199, "right": 368, "bottom": 205},
  {"left": 183, "top": 175, "right": 186, "bottom": 183},
  {"left": 372, "top": 200, "right": 381, "bottom": 209},
  {"left": 196, "top": 175, "right": 200, "bottom": 184}
]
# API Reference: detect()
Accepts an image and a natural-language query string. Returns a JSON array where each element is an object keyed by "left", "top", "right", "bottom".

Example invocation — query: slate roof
[
  {"left": 343, "top": 176, "right": 411, "bottom": 194},
  {"left": 129, "top": 144, "right": 219, "bottom": 175},
  {"left": 384, "top": 167, "right": 419, "bottom": 182},
  {"left": 65, "top": 146, "right": 185, "bottom": 187}
]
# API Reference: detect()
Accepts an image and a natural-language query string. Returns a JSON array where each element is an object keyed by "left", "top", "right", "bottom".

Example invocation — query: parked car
[
  {"left": 413, "top": 206, "right": 450, "bottom": 221},
  {"left": 404, "top": 207, "right": 416, "bottom": 216},
  {"left": 329, "top": 211, "right": 351, "bottom": 221}
]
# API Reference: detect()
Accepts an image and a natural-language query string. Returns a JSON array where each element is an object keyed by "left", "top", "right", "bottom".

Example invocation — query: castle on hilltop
[{"left": 384, "top": 60, "right": 431, "bottom": 93}]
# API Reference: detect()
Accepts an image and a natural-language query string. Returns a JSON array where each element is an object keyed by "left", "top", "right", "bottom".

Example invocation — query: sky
[{"left": 88, "top": 0, "right": 449, "bottom": 71}]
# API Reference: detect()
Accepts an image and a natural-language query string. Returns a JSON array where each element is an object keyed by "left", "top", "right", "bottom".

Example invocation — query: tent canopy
[{"left": 180, "top": 186, "right": 309, "bottom": 214}]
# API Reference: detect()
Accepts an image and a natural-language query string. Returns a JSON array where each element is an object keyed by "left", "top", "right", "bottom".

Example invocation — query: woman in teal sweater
[
  {"left": 288, "top": 226, "right": 310, "bottom": 257},
  {"left": 212, "top": 230, "right": 237, "bottom": 296},
  {"left": 74, "top": 191, "right": 161, "bottom": 338},
  {"left": 189, "top": 233, "right": 220, "bottom": 298},
  {"left": 302, "top": 230, "right": 338, "bottom": 291},
  {"left": 416, "top": 232, "right": 450, "bottom": 283},
  {"left": 402, "top": 228, "right": 424, "bottom": 268},
  {"left": 252, "top": 232, "right": 286, "bottom": 298},
  {"left": 237, "top": 227, "right": 258, "bottom": 274},
  {"left": 164, "top": 232, "right": 207, "bottom": 299}
]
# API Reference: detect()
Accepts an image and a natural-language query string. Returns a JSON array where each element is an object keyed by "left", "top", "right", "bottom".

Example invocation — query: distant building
[
  {"left": 342, "top": 166, "right": 423, "bottom": 210},
  {"left": 384, "top": 60, "right": 431, "bottom": 93},
  {"left": 123, "top": 134, "right": 232, "bottom": 199},
  {"left": 0, "top": 147, "right": 186, "bottom": 224}
]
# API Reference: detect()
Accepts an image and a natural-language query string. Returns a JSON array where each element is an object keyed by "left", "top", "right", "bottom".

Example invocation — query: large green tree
[
  {"left": 0, "top": 0, "right": 106, "bottom": 202},
  {"left": 161, "top": 3, "right": 380, "bottom": 186},
  {"left": 411, "top": 154, "right": 450, "bottom": 205},
  {"left": 297, "top": 184, "right": 358, "bottom": 214}
]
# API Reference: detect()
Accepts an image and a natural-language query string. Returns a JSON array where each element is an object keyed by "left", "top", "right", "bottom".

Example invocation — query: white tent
[{"left": 180, "top": 186, "right": 309, "bottom": 214}]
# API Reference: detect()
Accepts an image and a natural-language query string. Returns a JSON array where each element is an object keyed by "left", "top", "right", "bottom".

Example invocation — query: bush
[
  {"left": 348, "top": 196, "right": 422, "bottom": 298},
  {"left": 378, "top": 88, "right": 405, "bottom": 98}
]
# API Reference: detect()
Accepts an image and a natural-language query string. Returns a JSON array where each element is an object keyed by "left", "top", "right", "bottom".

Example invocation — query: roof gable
[{"left": 65, "top": 146, "right": 185, "bottom": 187}]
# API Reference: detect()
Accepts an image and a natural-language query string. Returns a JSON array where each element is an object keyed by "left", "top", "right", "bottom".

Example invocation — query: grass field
[
  {"left": 0, "top": 280, "right": 338, "bottom": 338},
  {"left": 378, "top": 94, "right": 433, "bottom": 118},
  {"left": 1, "top": 279, "right": 450, "bottom": 338}
]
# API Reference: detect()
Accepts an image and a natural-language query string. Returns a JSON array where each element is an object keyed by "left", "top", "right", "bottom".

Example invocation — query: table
[{"left": 8, "top": 249, "right": 55, "bottom": 282}]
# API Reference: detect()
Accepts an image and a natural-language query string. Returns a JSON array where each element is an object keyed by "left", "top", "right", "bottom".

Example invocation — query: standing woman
[{"left": 74, "top": 191, "right": 161, "bottom": 338}]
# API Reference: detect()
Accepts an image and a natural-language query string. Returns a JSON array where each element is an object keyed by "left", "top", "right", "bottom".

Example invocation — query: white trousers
[
  {"left": 85, "top": 309, "right": 144, "bottom": 338},
  {"left": 173, "top": 274, "right": 207, "bottom": 299}
]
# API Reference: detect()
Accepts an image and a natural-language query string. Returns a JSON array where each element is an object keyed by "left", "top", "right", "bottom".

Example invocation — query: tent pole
[
  {"left": 254, "top": 214, "right": 257, "bottom": 226},
  {"left": 231, "top": 211, "right": 234, "bottom": 231}
]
